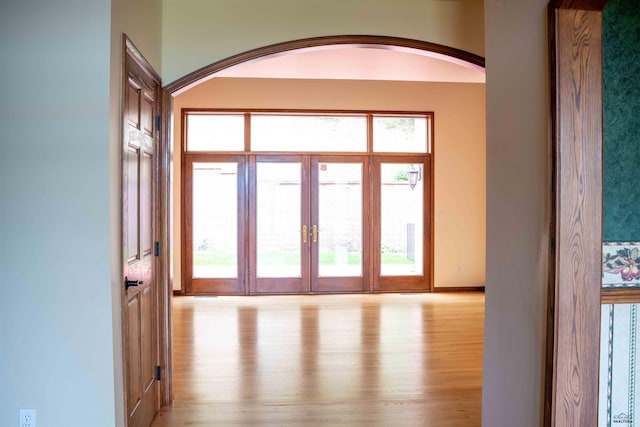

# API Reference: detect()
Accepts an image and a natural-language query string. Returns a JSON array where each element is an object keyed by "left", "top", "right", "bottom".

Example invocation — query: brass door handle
[
  {"left": 313, "top": 225, "right": 318, "bottom": 243},
  {"left": 302, "top": 225, "right": 307, "bottom": 243}
]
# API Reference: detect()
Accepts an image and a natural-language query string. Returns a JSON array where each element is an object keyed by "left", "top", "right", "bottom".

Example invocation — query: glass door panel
[
  {"left": 380, "top": 163, "right": 424, "bottom": 276},
  {"left": 192, "top": 162, "right": 238, "bottom": 278},
  {"left": 375, "top": 158, "right": 430, "bottom": 293},
  {"left": 253, "top": 157, "right": 310, "bottom": 294},
  {"left": 311, "top": 157, "right": 368, "bottom": 293},
  {"left": 256, "top": 162, "right": 302, "bottom": 277},
  {"left": 318, "top": 163, "right": 363, "bottom": 277},
  {"left": 184, "top": 156, "right": 246, "bottom": 294}
]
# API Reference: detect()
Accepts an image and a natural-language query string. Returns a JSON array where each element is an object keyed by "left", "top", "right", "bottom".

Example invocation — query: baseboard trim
[
  {"left": 432, "top": 286, "right": 485, "bottom": 293},
  {"left": 173, "top": 287, "right": 485, "bottom": 296}
]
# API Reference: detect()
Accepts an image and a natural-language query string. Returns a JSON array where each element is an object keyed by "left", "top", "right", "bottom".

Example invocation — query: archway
[
  {"left": 160, "top": 34, "right": 486, "bottom": 408},
  {"left": 165, "top": 35, "right": 484, "bottom": 94}
]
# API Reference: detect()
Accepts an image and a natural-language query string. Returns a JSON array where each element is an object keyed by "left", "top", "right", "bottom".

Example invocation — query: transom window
[{"left": 184, "top": 110, "right": 432, "bottom": 154}]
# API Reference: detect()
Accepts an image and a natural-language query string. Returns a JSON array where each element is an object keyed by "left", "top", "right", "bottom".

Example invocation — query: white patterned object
[
  {"left": 599, "top": 304, "right": 640, "bottom": 427},
  {"left": 603, "top": 242, "right": 640, "bottom": 288}
]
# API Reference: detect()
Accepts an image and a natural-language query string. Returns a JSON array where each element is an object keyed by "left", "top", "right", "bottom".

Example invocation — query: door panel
[
  {"left": 192, "top": 162, "right": 239, "bottom": 279},
  {"left": 373, "top": 157, "right": 431, "bottom": 292},
  {"left": 141, "top": 286, "right": 154, "bottom": 392},
  {"left": 123, "top": 53, "right": 160, "bottom": 427},
  {"left": 185, "top": 156, "right": 246, "bottom": 294},
  {"left": 141, "top": 151, "right": 153, "bottom": 256},
  {"left": 126, "top": 146, "right": 140, "bottom": 263},
  {"left": 126, "top": 298, "right": 141, "bottom": 412},
  {"left": 380, "top": 162, "right": 423, "bottom": 276},
  {"left": 311, "top": 156, "right": 368, "bottom": 293},
  {"left": 251, "top": 157, "right": 310, "bottom": 294}
]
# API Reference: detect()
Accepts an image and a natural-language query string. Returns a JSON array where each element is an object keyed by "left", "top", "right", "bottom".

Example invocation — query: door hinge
[
  {"left": 155, "top": 241, "right": 160, "bottom": 257},
  {"left": 156, "top": 366, "right": 162, "bottom": 381},
  {"left": 155, "top": 115, "right": 161, "bottom": 131}
]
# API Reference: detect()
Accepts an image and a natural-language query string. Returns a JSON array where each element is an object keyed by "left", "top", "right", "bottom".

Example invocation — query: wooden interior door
[{"left": 122, "top": 44, "right": 161, "bottom": 427}]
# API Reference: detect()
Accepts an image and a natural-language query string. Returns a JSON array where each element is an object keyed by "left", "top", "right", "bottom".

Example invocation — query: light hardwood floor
[{"left": 151, "top": 293, "right": 484, "bottom": 426}]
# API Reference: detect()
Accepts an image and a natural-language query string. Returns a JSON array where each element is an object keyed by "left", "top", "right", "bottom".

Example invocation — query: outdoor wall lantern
[{"left": 407, "top": 164, "right": 422, "bottom": 190}]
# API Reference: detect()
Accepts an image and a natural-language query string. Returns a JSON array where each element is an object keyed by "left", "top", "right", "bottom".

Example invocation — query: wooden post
[{"left": 547, "top": 1, "right": 607, "bottom": 425}]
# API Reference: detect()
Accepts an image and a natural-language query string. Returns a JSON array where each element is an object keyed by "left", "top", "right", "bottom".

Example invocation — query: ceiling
[{"left": 216, "top": 47, "right": 485, "bottom": 83}]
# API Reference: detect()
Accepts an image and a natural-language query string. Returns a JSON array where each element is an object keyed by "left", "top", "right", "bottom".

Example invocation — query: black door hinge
[
  {"left": 156, "top": 365, "right": 162, "bottom": 381},
  {"left": 155, "top": 115, "right": 161, "bottom": 131},
  {"left": 155, "top": 241, "right": 160, "bottom": 257}
]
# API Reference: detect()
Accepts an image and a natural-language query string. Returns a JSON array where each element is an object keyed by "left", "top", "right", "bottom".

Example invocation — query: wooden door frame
[
  {"left": 372, "top": 155, "right": 432, "bottom": 293},
  {"left": 183, "top": 154, "right": 247, "bottom": 295},
  {"left": 179, "top": 110, "right": 434, "bottom": 295},
  {"left": 545, "top": 1, "right": 608, "bottom": 426},
  {"left": 121, "top": 34, "right": 173, "bottom": 413},
  {"left": 310, "top": 155, "right": 370, "bottom": 294},
  {"left": 249, "top": 155, "right": 312, "bottom": 294}
]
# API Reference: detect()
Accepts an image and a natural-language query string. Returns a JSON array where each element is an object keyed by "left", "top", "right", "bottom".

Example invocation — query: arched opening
[
  {"left": 165, "top": 35, "right": 484, "bottom": 94},
  {"left": 159, "top": 35, "right": 486, "bottom": 424},
  {"left": 165, "top": 35, "right": 485, "bottom": 295}
]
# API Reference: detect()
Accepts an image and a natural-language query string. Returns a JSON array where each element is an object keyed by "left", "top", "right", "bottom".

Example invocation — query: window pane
[
  {"left": 251, "top": 115, "right": 367, "bottom": 152},
  {"left": 186, "top": 114, "right": 244, "bottom": 151},
  {"left": 380, "top": 163, "right": 423, "bottom": 276},
  {"left": 192, "top": 162, "right": 238, "bottom": 278},
  {"left": 256, "top": 162, "right": 302, "bottom": 277},
  {"left": 318, "top": 163, "right": 363, "bottom": 277},
  {"left": 373, "top": 116, "right": 429, "bottom": 153}
]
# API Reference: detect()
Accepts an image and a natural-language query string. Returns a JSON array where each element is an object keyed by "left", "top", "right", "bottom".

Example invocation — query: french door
[
  {"left": 249, "top": 155, "right": 369, "bottom": 294},
  {"left": 184, "top": 154, "right": 430, "bottom": 295}
]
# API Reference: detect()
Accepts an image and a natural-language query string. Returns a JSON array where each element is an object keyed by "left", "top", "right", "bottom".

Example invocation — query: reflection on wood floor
[{"left": 151, "top": 293, "right": 484, "bottom": 427}]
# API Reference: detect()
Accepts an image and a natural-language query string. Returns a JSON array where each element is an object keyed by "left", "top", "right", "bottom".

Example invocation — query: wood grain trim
[
  {"left": 601, "top": 288, "right": 640, "bottom": 304},
  {"left": 182, "top": 151, "right": 431, "bottom": 158},
  {"left": 158, "top": 88, "right": 173, "bottom": 407},
  {"left": 182, "top": 108, "right": 435, "bottom": 116},
  {"left": 181, "top": 127, "right": 192, "bottom": 294},
  {"left": 546, "top": 7, "right": 603, "bottom": 427},
  {"left": 124, "top": 35, "right": 161, "bottom": 84},
  {"left": 550, "top": 0, "right": 608, "bottom": 10},
  {"left": 429, "top": 116, "right": 435, "bottom": 291},
  {"left": 432, "top": 286, "right": 485, "bottom": 293},
  {"left": 164, "top": 35, "right": 485, "bottom": 94},
  {"left": 545, "top": 5, "right": 560, "bottom": 425}
]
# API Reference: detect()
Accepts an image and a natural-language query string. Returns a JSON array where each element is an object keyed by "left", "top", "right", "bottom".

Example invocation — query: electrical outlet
[{"left": 19, "top": 409, "right": 36, "bottom": 427}]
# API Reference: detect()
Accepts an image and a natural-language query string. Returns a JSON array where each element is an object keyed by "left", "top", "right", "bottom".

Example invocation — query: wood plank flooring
[{"left": 151, "top": 293, "right": 484, "bottom": 426}]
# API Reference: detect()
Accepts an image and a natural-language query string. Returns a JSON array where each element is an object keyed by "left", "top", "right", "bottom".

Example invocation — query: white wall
[
  {"left": 0, "top": 0, "right": 162, "bottom": 426},
  {"left": 0, "top": 1, "right": 116, "bottom": 426},
  {"left": 171, "top": 77, "right": 486, "bottom": 291},
  {"left": 482, "top": 0, "right": 550, "bottom": 425},
  {"left": 161, "top": 0, "right": 484, "bottom": 84}
]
